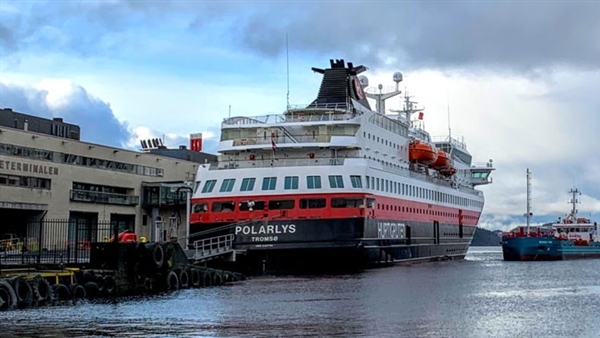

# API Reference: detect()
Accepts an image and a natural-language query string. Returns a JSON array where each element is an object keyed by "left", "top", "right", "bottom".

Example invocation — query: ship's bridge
[{"left": 468, "top": 160, "right": 495, "bottom": 186}]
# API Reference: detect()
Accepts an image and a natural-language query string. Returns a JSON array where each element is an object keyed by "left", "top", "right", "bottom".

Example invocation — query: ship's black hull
[{"left": 191, "top": 217, "right": 474, "bottom": 275}]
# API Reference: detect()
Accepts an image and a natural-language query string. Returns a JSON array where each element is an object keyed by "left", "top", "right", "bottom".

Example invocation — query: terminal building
[{"left": 0, "top": 108, "right": 215, "bottom": 249}]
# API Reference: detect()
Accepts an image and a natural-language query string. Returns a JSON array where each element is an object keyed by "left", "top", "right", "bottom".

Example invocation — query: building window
[
  {"left": 284, "top": 176, "right": 299, "bottom": 190},
  {"left": 201, "top": 180, "right": 217, "bottom": 193},
  {"left": 306, "top": 175, "right": 322, "bottom": 189},
  {"left": 240, "top": 178, "right": 256, "bottom": 191},
  {"left": 328, "top": 175, "right": 344, "bottom": 188},
  {"left": 0, "top": 174, "right": 51, "bottom": 190},
  {"left": 350, "top": 175, "right": 362, "bottom": 188},
  {"left": 262, "top": 177, "right": 277, "bottom": 190},
  {"left": 219, "top": 179, "right": 236, "bottom": 192}
]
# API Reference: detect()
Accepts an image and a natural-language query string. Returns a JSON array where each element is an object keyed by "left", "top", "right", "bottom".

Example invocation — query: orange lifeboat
[
  {"left": 432, "top": 150, "right": 451, "bottom": 170},
  {"left": 409, "top": 140, "right": 438, "bottom": 165}
]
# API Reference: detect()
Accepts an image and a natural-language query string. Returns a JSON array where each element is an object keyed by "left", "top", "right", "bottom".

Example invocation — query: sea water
[{"left": 1, "top": 247, "right": 598, "bottom": 338}]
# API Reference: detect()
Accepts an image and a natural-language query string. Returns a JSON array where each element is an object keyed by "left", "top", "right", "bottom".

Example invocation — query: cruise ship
[{"left": 189, "top": 59, "right": 494, "bottom": 272}]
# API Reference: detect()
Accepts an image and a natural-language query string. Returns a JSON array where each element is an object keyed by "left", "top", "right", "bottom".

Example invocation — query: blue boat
[{"left": 502, "top": 169, "right": 599, "bottom": 261}]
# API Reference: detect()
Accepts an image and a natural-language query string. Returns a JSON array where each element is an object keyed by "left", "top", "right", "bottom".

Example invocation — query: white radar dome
[
  {"left": 359, "top": 75, "right": 369, "bottom": 87},
  {"left": 393, "top": 72, "right": 403, "bottom": 83}
]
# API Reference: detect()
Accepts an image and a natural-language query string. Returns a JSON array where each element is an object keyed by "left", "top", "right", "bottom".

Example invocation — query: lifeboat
[
  {"left": 431, "top": 150, "right": 451, "bottom": 170},
  {"left": 409, "top": 140, "right": 438, "bottom": 165}
]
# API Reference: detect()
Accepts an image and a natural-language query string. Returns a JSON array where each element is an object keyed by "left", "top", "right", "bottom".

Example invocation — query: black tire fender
[
  {"left": 69, "top": 283, "right": 87, "bottom": 300},
  {"left": 35, "top": 277, "right": 54, "bottom": 306},
  {"left": 202, "top": 271, "right": 212, "bottom": 287},
  {"left": 190, "top": 269, "right": 201, "bottom": 288},
  {"left": 212, "top": 272, "right": 223, "bottom": 286},
  {"left": 179, "top": 269, "right": 190, "bottom": 289},
  {"left": 165, "top": 270, "right": 179, "bottom": 291},
  {"left": 0, "top": 279, "right": 17, "bottom": 311},
  {"left": 52, "top": 283, "right": 70, "bottom": 301},
  {"left": 103, "top": 275, "right": 116, "bottom": 295},
  {"left": 153, "top": 244, "right": 165, "bottom": 269},
  {"left": 9, "top": 277, "right": 33, "bottom": 308},
  {"left": 84, "top": 282, "right": 100, "bottom": 299}
]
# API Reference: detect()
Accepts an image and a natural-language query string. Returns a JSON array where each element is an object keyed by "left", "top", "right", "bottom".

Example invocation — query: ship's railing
[
  {"left": 471, "top": 161, "right": 494, "bottom": 169},
  {"left": 222, "top": 107, "right": 361, "bottom": 126},
  {"left": 209, "top": 157, "right": 346, "bottom": 170},
  {"left": 503, "top": 228, "right": 553, "bottom": 238},
  {"left": 432, "top": 135, "right": 468, "bottom": 150},
  {"left": 378, "top": 162, "right": 482, "bottom": 196},
  {"left": 230, "top": 134, "right": 356, "bottom": 147},
  {"left": 192, "top": 234, "right": 235, "bottom": 260},
  {"left": 207, "top": 156, "right": 481, "bottom": 196}
]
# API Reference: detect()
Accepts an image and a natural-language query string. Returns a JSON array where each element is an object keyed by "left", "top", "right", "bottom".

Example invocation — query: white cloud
[{"left": 2, "top": 2, "right": 599, "bottom": 231}]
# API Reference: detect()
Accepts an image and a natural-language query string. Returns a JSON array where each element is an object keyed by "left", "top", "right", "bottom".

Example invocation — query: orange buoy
[{"left": 409, "top": 140, "right": 438, "bottom": 165}]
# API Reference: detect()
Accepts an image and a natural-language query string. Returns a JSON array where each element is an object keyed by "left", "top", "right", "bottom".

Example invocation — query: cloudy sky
[{"left": 1, "top": 0, "right": 599, "bottom": 230}]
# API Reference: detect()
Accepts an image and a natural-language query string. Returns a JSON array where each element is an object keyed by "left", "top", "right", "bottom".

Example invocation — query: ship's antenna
[
  {"left": 447, "top": 83, "right": 451, "bottom": 138},
  {"left": 286, "top": 32, "right": 290, "bottom": 110},
  {"left": 568, "top": 187, "right": 580, "bottom": 217},
  {"left": 525, "top": 168, "right": 532, "bottom": 236}
]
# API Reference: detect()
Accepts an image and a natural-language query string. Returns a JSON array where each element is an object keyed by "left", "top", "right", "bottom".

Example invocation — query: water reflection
[{"left": 1, "top": 247, "right": 599, "bottom": 338}]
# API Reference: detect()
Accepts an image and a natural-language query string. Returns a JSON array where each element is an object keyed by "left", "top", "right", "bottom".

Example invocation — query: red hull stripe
[{"left": 190, "top": 192, "right": 481, "bottom": 226}]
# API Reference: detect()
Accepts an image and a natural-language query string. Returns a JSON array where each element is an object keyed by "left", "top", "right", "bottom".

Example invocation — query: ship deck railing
[
  {"left": 222, "top": 106, "right": 361, "bottom": 126},
  {"left": 210, "top": 157, "right": 346, "bottom": 170},
  {"left": 206, "top": 157, "right": 482, "bottom": 196},
  {"left": 228, "top": 133, "right": 356, "bottom": 147},
  {"left": 431, "top": 135, "right": 468, "bottom": 150}
]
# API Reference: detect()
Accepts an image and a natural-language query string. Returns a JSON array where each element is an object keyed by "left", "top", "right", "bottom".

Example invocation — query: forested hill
[{"left": 471, "top": 227, "right": 502, "bottom": 246}]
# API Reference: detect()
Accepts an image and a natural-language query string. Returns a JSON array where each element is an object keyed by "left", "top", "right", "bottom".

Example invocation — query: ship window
[
  {"left": 367, "top": 198, "right": 375, "bottom": 208},
  {"left": 194, "top": 181, "right": 202, "bottom": 194},
  {"left": 376, "top": 178, "right": 380, "bottom": 191},
  {"left": 239, "top": 200, "right": 265, "bottom": 211},
  {"left": 262, "top": 177, "right": 277, "bottom": 190},
  {"left": 328, "top": 175, "right": 344, "bottom": 188},
  {"left": 219, "top": 179, "right": 236, "bottom": 192},
  {"left": 365, "top": 176, "right": 370, "bottom": 189},
  {"left": 201, "top": 180, "right": 217, "bottom": 193},
  {"left": 284, "top": 176, "right": 299, "bottom": 190},
  {"left": 268, "top": 199, "right": 295, "bottom": 210},
  {"left": 307, "top": 175, "right": 322, "bottom": 189},
  {"left": 350, "top": 175, "right": 362, "bottom": 188},
  {"left": 193, "top": 203, "right": 208, "bottom": 213},
  {"left": 212, "top": 201, "right": 235, "bottom": 212},
  {"left": 371, "top": 177, "right": 375, "bottom": 190},
  {"left": 331, "top": 198, "right": 363, "bottom": 208},
  {"left": 240, "top": 178, "right": 256, "bottom": 191},
  {"left": 300, "top": 198, "right": 326, "bottom": 209}
]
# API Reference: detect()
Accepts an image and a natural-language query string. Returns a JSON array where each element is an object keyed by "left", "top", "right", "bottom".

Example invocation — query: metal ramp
[
  {"left": 192, "top": 234, "right": 234, "bottom": 262},
  {"left": 186, "top": 219, "right": 264, "bottom": 263}
]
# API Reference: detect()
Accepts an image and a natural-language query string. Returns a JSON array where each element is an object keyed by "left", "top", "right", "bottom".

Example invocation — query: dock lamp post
[{"left": 176, "top": 182, "right": 194, "bottom": 248}]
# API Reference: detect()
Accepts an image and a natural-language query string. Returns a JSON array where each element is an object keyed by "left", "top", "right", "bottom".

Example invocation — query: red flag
[{"left": 418, "top": 112, "right": 424, "bottom": 120}]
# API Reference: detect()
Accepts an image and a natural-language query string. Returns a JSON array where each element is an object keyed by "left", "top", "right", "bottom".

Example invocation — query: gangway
[
  {"left": 186, "top": 219, "right": 261, "bottom": 263},
  {"left": 192, "top": 234, "right": 244, "bottom": 263}
]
